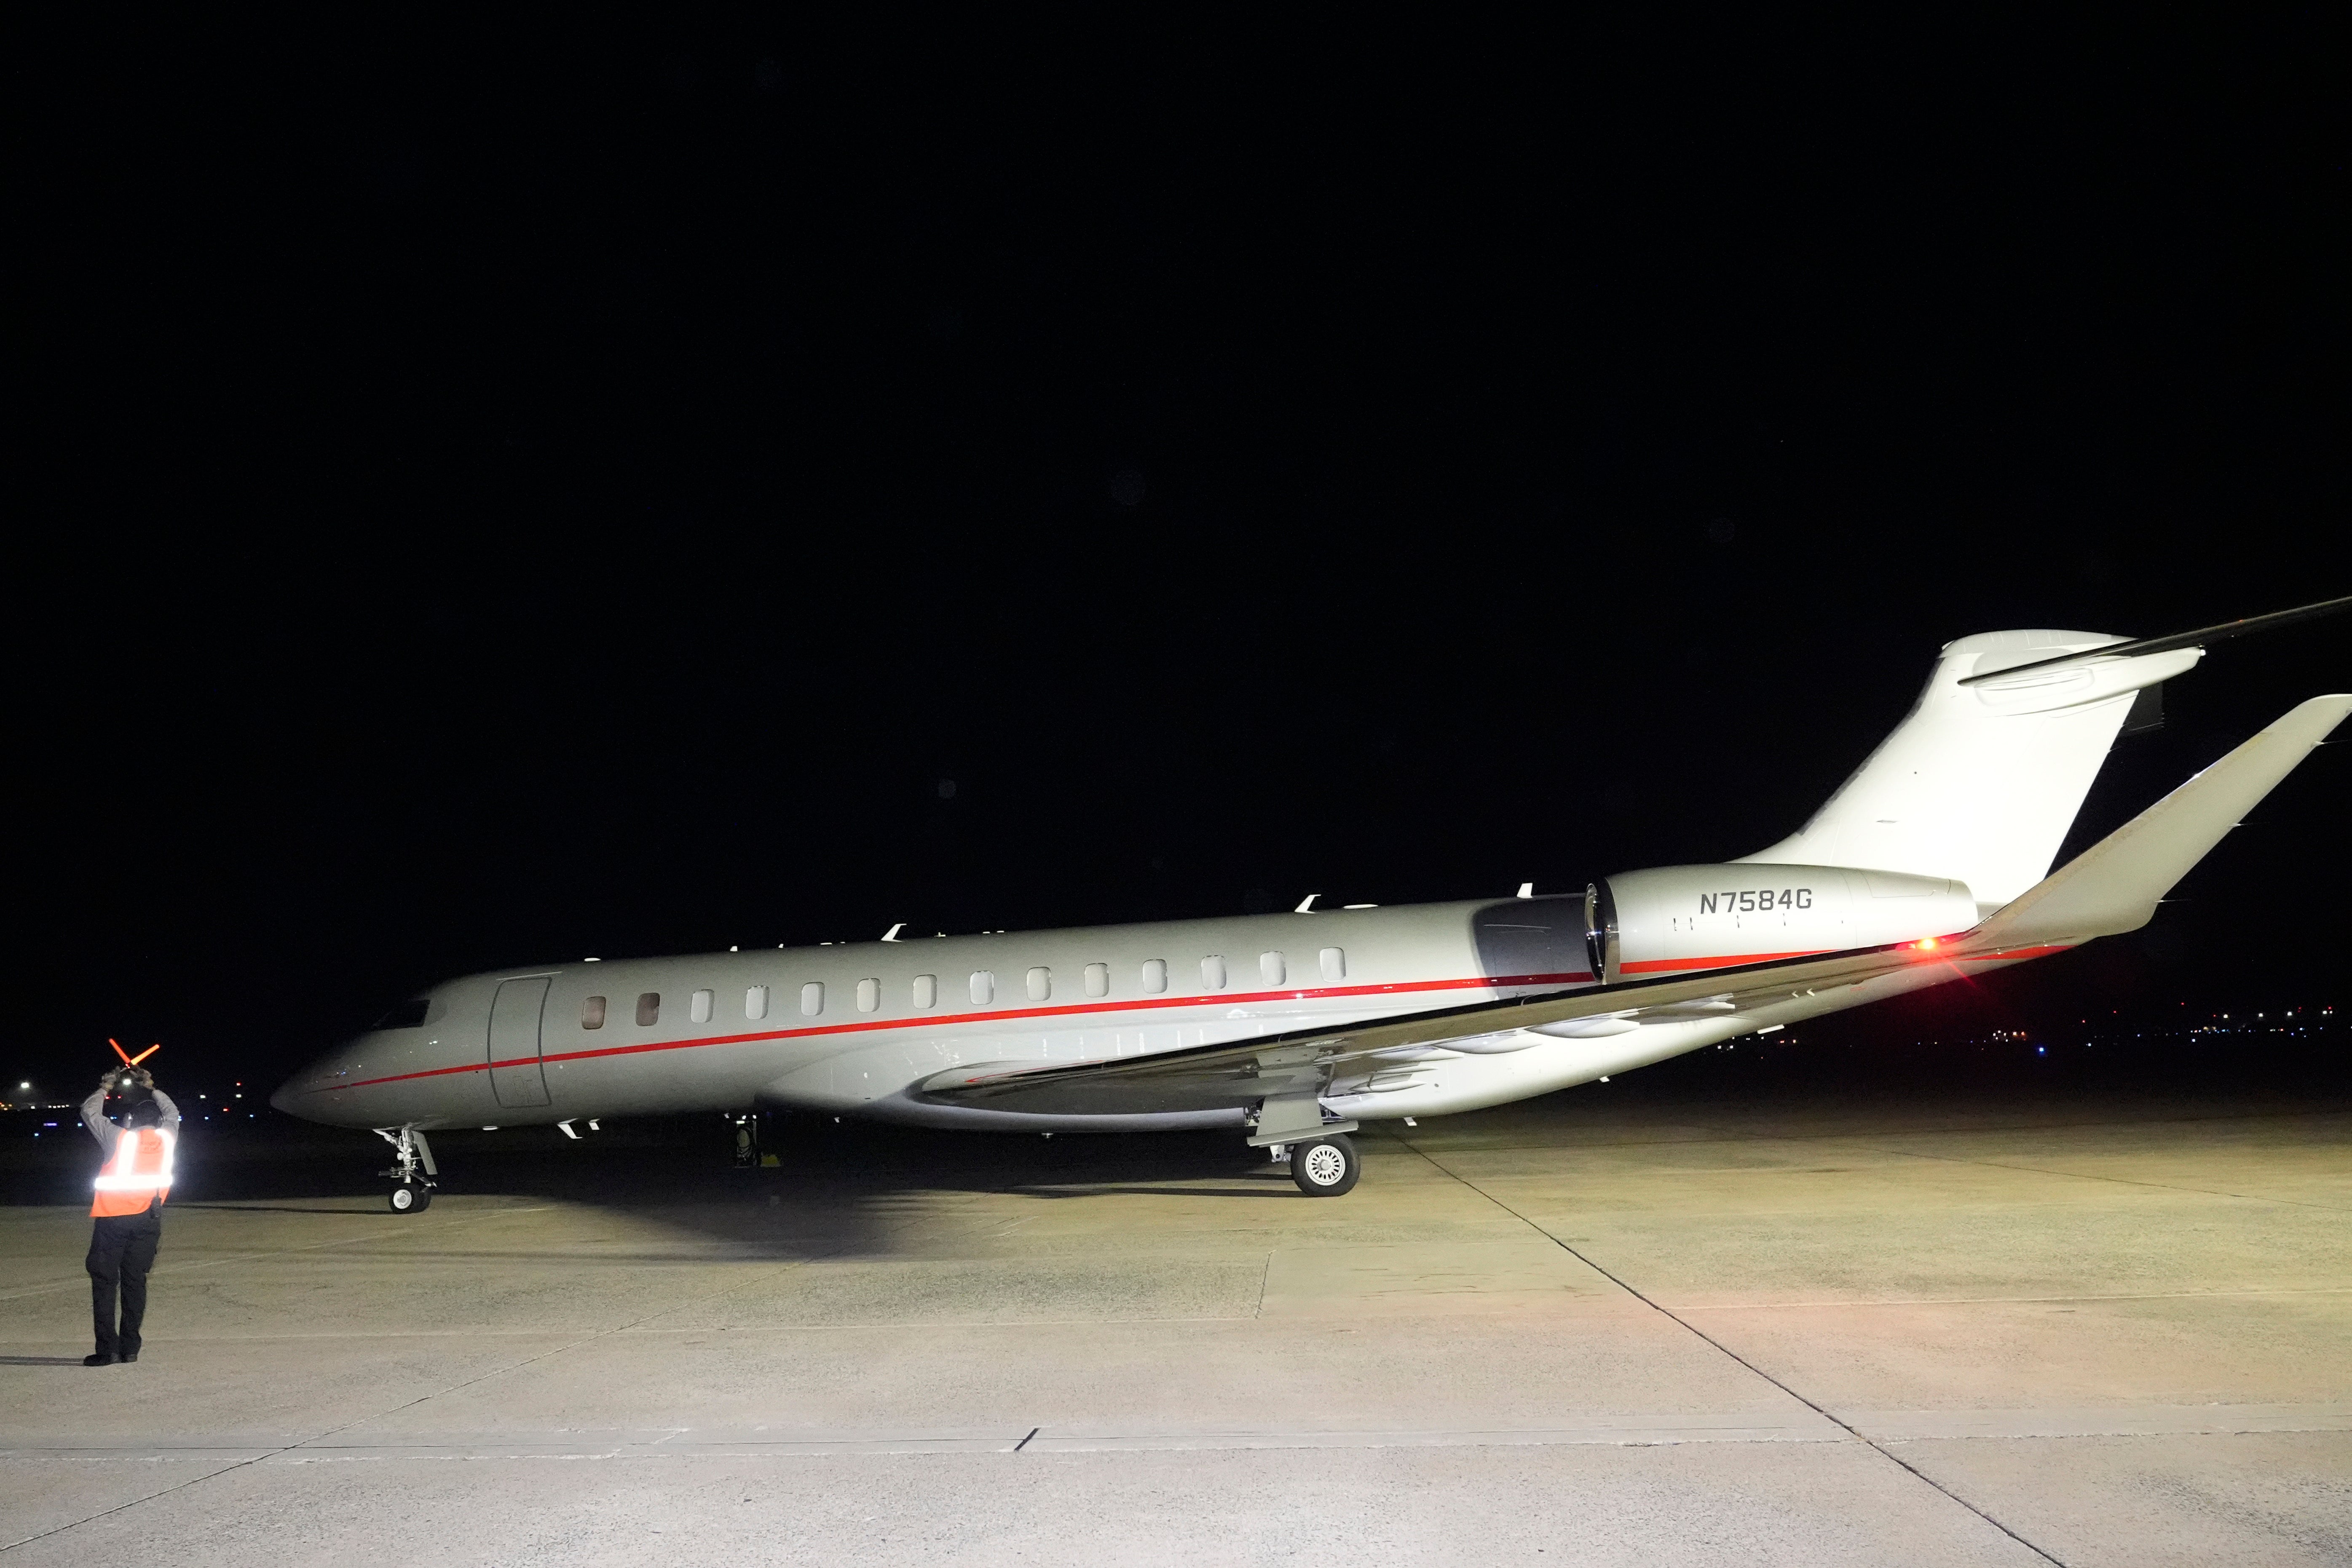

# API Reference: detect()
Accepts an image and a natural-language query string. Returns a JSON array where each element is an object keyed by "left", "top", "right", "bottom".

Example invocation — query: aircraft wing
[
  {"left": 916, "top": 937, "right": 1969, "bottom": 1116},
  {"left": 922, "top": 694, "right": 2348, "bottom": 1120}
]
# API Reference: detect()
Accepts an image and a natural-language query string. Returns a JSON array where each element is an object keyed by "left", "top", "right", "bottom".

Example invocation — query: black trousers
[{"left": 87, "top": 1205, "right": 164, "bottom": 1358}]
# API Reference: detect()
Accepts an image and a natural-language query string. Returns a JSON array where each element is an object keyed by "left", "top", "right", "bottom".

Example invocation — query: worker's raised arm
[
  {"left": 81, "top": 1086, "right": 118, "bottom": 1158},
  {"left": 148, "top": 1089, "right": 180, "bottom": 1134}
]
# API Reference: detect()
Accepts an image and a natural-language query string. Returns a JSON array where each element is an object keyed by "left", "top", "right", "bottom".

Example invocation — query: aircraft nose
[{"left": 268, "top": 1079, "right": 296, "bottom": 1115}]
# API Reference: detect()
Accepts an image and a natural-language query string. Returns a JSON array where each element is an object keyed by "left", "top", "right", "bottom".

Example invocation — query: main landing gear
[
  {"left": 1270, "top": 1133, "right": 1361, "bottom": 1196},
  {"left": 1249, "top": 1092, "right": 1363, "bottom": 1197},
  {"left": 1251, "top": 1091, "right": 1364, "bottom": 1204},
  {"left": 374, "top": 1126, "right": 439, "bottom": 1214}
]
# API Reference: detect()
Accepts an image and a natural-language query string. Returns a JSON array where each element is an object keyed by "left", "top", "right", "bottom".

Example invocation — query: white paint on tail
[{"left": 1739, "top": 629, "right": 2203, "bottom": 911}]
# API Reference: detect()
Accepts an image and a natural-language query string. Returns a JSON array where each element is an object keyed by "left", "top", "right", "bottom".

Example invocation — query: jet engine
[{"left": 1585, "top": 864, "right": 1975, "bottom": 982}]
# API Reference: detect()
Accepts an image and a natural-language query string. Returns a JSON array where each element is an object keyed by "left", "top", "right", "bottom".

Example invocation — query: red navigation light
[{"left": 1917, "top": 937, "right": 1939, "bottom": 950}]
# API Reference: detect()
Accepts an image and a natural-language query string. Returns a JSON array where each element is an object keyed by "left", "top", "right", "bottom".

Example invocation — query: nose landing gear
[{"left": 374, "top": 1126, "right": 438, "bottom": 1214}]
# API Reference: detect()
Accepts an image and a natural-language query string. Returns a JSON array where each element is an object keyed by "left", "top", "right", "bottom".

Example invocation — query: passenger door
[{"left": 488, "top": 977, "right": 553, "bottom": 1108}]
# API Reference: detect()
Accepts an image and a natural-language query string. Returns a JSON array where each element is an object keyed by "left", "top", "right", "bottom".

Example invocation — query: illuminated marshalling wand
[{"left": 107, "top": 1039, "right": 161, "bottom": 1093}]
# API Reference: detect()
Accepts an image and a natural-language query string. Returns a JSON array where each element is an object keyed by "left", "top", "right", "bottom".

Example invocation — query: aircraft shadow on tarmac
[{"left": 0, "top": 1112, "right": 1329, "bottom": 1260}]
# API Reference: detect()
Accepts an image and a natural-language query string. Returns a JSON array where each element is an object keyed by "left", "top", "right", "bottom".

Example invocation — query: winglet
[{"left": 1970, "top": 695, "right": 2351, "bottom": 952}]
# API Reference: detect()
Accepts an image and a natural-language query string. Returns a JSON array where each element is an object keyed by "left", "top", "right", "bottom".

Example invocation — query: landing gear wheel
[
  {"left": 388, "top": 1182, "right": 431, "bottom": 1214},
  {"left": 1289, "top": 1133, "right": 1359, "bottom": 1197}
]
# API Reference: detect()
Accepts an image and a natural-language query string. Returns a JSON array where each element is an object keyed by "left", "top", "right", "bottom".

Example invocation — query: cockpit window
[{"left": 372, "top": 998, "right": 431, "bottom": 1030}]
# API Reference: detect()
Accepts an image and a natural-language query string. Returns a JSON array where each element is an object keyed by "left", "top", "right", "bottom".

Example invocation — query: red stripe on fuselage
[
  {"left": 308, "top": 970, "right": 1595, "bottom": 1094},
  {"left": 1619, "top": 950, "right": 1826, "bottom": 974}
]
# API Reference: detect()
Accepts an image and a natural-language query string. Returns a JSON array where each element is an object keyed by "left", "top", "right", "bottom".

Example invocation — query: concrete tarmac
[{"left": 3, "top": 1089, "right": 2349, "bottom": 1565}]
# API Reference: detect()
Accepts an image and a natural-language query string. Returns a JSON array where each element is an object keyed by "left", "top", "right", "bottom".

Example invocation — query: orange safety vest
[{"left": 91, "top": 1126, "right": 174, "bottom": 1218}]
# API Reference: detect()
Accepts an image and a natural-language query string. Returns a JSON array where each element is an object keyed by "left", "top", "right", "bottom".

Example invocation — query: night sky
[{"left": 16, "top": 16, "right": 2348, "bottom": 1099}]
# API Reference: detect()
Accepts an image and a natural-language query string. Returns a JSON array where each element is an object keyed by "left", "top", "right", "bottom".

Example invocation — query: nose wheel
[
  {"left": 1286, "top": 1133, "right": 1360, "bottom": 1196},
  {"left": 374, "top": 1126, "right": 439, "bottom": 1216}
]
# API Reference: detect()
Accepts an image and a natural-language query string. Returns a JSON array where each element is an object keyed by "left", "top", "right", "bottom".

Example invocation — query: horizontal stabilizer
[
  {"left": 921, "top": 696, "right": 2345, "bottom": 1121},
  {"left": 1970, "top": 695, "right": 2351, "bottom": 952},
  {"left": 1956, "top": 594, "right": 2352, "bottom": 686}
]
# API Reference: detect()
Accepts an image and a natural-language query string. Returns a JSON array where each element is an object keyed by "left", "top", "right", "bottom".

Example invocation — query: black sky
[{"left": 15, "top": 13, "right": 2348, "bottom": 1094}]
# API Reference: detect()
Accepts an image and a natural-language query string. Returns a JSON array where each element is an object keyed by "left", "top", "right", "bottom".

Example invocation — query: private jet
[{"left": 273, "top": 599, "right": 2349, "bottom": 1207}]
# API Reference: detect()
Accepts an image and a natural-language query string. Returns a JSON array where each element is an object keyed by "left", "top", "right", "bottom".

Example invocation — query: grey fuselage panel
[{"left": 276, "top": 899, "right": 1597, "bottom": 1132}]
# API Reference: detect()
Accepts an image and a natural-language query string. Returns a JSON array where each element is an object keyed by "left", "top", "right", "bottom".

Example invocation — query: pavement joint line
[
  {"left": 0, "top": 1202, "right": 561, "bottom": 1303},
  {"left": 10, "top": 1404, "right": 2351, "bottom": 1461},
  {"left": 1673, "top": 1285, "right": 2352, "bottom": 1310},
  {"left": 0, "top": 1144, "right": 1060, "bottom": 1547},
  {"left": 1394, "top": 1138, "right": 2074, "bottom": 1568},
  {"left": 1393, "top": 1104, "right": 2352, "bottom": 1159}
]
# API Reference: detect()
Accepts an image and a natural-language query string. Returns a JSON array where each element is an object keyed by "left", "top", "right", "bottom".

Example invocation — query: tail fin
[
  {"left": 1739, "top": 630, "right": 2204, "bottom": 910},
  {"left": 1972, "top": 695, "right": 2351, "bottom": 950}
]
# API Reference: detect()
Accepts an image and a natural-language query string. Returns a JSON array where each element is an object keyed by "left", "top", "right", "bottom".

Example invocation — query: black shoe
[
  {"left": 83, "top": 1353, "right": 116, "bottom": 1366},
  {"left": 120, "top": 1352, "right": 139, "bottom": 1363}
]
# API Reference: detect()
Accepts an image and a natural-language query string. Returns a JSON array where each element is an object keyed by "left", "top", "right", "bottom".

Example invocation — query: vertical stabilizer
[{"left": 1737, "top": 630, "right": 2202, "bottom": 911}]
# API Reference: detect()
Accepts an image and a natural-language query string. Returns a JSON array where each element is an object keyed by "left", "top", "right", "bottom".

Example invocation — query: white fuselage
[{"left": 271, "top": 886, "right": 1998, "bottom": 1134}]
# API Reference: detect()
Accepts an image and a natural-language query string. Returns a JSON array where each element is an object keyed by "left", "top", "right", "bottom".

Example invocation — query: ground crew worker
[{"left": 81, "top": 1068, "right": 179, "bottom": 1367}]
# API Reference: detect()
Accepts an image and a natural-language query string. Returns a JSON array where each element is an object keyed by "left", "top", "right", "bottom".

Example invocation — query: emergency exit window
[
  {"left": 1142, "top": 959, "right": 1168, "bottom": 993},
  {"left": 1027, "top": 966, "right": 1051, "bottom": 1001},
  {"left": 636, "top": 993, "right": 660, "bottom": 1027},
  {"left": 1084, "top": 963, "right": 1109, "bottom": 997},
  {"left": 581, "top": 996, "right": 607, "bottom": 1030},
  {"left": 690, "top": 989, "right": 714, "bottom": 1024},
  {"left": 856, "top": 978, "right": 880, "bottom": 1012},
  {"left": 913, "top": 974, "right": 938, "bottom": 1009},
  {"left": 745, "top": 985, "right": 769, "bottom": 1020},
  {"left": 800, "top": 982, "right": 824, "bottom": 1016},
  {"left": 971, "top": 970, "right": 994, "bottom": 1005},
  {"left": 1202, "top": 955, "right": 1227, "bottom": 990},
  {"left": 1260, "top": 951, "right": 1285, "bottom": 986},
  {"left": 1320, "top": 947, "right": 1345, "bottom": 983}
]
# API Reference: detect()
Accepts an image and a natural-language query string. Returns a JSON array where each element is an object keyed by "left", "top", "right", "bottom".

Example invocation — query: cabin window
[
  {"left": 745, "top": 985, "right": 769, "bottom": 1020},
  {"left": 1202, "top": 955, "right": 1227, "bottom": 990},
  {"left": 1142, "top": 958, "right": 1167, "bottom": 993},
  {"left": 800, "top": 982, "right": 824, "bottom": 1017},
  {"left": 635, "top": 993, "right": 660, "bottom": 1027},
  {"left": 971, "top": 970, "right": 994, "bottom": 1005},
  {"left": 913, "top": 974, "right": 937, "bottom": 1009},
  {"left": 856, "top": 977, "right": 880, "bottom": 1013},
  {"left": 1320, "top": 947, "right": 1345, "bottom": 983},
  {"left": 689, "top": 989, "right": 713, "bottom": 1024},
  {"left": 1260, "top": 951, "right": 1285, "bottom": 987},
  {"left": 1027, "top": 966, "right": 1051, "bottom": 1001},
  {"left": 1084, "top": 962, "right": 1109, "bottom": 997},
  {"left": 581, "top": 996, "right": 607, "bottom": 1030}
]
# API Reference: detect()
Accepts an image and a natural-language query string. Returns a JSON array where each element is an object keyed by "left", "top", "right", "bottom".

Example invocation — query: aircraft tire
[
  {"left": 388, "top": 1183, "right": 430, "bottom": 1214},
  {"left": 1289, "top": 1134, "right": 1359, "bottom": 1197}
]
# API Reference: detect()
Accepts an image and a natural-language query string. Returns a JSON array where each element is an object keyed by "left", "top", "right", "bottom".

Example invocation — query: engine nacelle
[{"left": 1588, "top": 864, "right": 1975, "bottom": 982}]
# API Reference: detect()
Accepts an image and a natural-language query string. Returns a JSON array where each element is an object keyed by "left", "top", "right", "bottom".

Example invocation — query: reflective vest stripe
[{"left": 93, "top": 1129, "right": 175, "bottom": 1191}]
